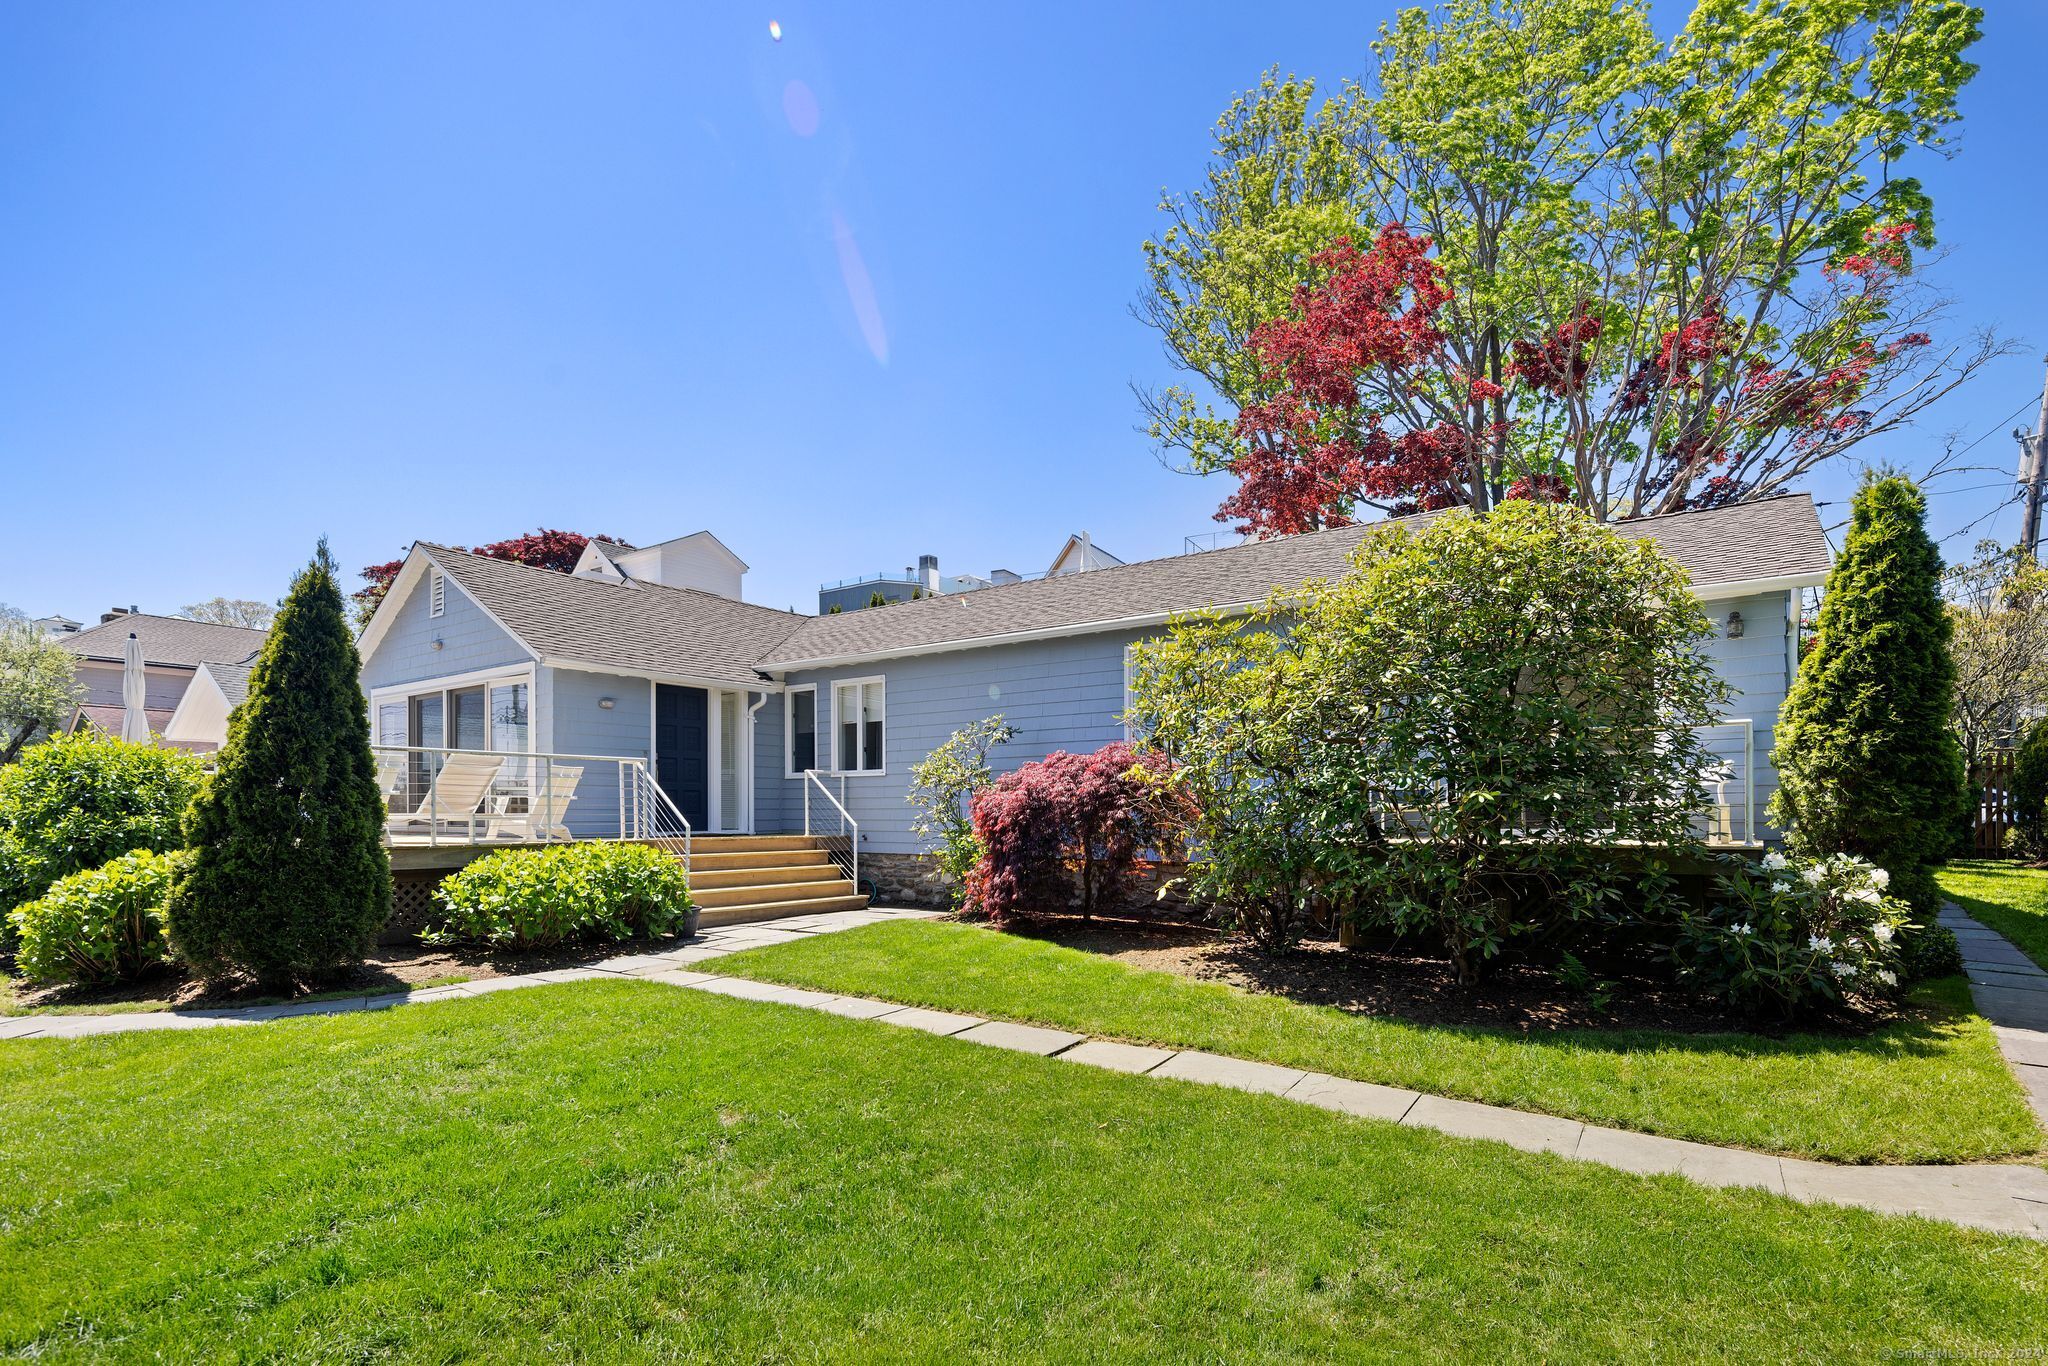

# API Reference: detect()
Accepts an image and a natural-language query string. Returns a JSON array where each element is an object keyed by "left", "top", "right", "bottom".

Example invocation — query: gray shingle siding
[
  {"left": 360, "top": 569, "right": 532, "bottom": 692},
  {"left": 779, "top": 629, "right": 1145, "bottom": 856},
  {"left": 546, "top": 667, "right": 651, "bottom": 838},
  {"left": 776, "top": 590, "right": 1792, "bottom": 856}
]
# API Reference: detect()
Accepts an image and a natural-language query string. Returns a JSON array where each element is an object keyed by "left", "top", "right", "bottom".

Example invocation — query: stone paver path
[
  {"left": 0, "top": 908, "right": 941, "bottom": 1041},
  {"left": 9, "top": 902, "right": 2048, "bottom": 1239},
  {"left": 1945, "top": 901, "right": 2048, "bottom": 1129}
]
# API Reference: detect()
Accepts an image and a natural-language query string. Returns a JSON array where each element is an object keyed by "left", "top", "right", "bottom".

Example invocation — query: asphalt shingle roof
[
  {"left": 760, "top": 494, "right": 1833, "bottom": 667},
  {"left": 408, "top": 496, "right": 1830, "bottom": 679},
  {"left": 424, "top": 547, "right": 806, "bottom": 687},
  {"left": 203, "top": 658, "right": 258, "bottom": 708},
  {"left": 63, "top": 614, "right": 269, "bottom": 669}
]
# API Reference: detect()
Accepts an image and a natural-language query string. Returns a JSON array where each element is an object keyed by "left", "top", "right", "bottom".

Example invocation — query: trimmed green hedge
[
  {"left": 0, "top": 734, "right": 204, "bottom": 925},
  {"left": 428, "top": 843, "right": 694, "bottom": 951},
  {"left": 10, "top": 848, "right": 188, "bottom": 985}
]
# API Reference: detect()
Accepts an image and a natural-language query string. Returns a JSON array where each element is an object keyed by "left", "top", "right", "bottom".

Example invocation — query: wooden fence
[{"left": 1969, "top": 751, "right": 2019, "bottom": 856}]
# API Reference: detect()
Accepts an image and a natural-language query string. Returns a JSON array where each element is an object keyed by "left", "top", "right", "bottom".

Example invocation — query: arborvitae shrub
[
  {"left": 1770, "top": 475, "right": 1966, "bottom": 923},
  {"left": 167, "top": 542, "right": 390, "bottom": 984}
]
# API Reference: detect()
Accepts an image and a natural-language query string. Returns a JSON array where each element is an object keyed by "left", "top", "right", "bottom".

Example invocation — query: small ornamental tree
[
  {"left": 1131, "top": 501, "right": 1725, "bottom": 979},
  {"left": 169, "top": 541, "right": 391, "bottom": 984},
  {"left": 0, "top": 617, "right": 84, "bottom": 766},
  {"left": 965, "top": 743, "right": 1192, "bottom": 925},
  {"left": 906, "top": 715, "right": 1015, "bottom": 907},
  {"left": 1771, "top": 475, "right": 1965, "bottom": 917}
]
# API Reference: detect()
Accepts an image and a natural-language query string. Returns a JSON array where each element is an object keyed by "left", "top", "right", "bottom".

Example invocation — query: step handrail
[
  {"left": 626, "top": 759, "right": 693, "bottom": 875},
  {"left": 803, "top": 769, "right": 858, "bottom": 890}
]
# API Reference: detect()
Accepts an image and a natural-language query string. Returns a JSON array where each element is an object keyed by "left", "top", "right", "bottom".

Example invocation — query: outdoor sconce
[
  {"left": 430, "top": 637, "right": 444, "bottom": 651},
  {"left": 1725, "top": 611, "right": 1744, "bottom": 639},
  {"left": 598, "top": 696, "right": 616, "bottom": 710}
]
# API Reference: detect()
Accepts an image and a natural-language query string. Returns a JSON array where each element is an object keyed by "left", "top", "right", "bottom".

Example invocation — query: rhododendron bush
[
  {"left": 1672, "top": 852, "right": 1911, "bottom": 1020},
  {"left": 1129, "top": 502, "right": 1726, "bottom": 978},
  {"left": 965, "top": 743, "right": 1192, "bottom": 925},
  {"left": 1139, "top": 1, "right": 1999, "bottom": 535}
]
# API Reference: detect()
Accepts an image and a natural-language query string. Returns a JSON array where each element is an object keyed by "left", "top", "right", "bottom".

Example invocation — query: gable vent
[{"left": 430, "top": 569, "right": 445, "bottom": 618}]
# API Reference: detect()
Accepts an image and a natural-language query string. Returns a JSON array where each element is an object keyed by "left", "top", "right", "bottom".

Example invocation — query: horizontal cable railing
[
  {"left": 803, "top": 769, "right": 858, "bottom": 889},
  {"left": 371, "top": 745, "right": 690, "bottom": 868}
]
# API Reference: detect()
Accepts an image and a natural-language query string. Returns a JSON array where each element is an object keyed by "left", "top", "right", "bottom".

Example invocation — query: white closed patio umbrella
[{"left": 120, "top": 631, "right": 149, "bottom": 743}]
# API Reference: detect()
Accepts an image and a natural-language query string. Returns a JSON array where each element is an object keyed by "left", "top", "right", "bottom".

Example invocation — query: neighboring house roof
[
  {"left": 1046, "top": 533, "right": 1126, "bottom": 577},
  {"left": 71, "top": 703, "right": 178, "bottom": 736},
  {"left": 62, "top": 613, "right": 269, "bottom": 669},
  {"left": 204, "top": 658, "right": 258, "bottom": 708},
  {"left": 423, "top": 545, "right": 806, "bottom": 687},
  {"left": 760, "top": 494, "right": 1834, "bottom": 669}
]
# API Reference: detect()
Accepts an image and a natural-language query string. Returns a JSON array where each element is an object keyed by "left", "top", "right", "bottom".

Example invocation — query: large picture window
[
  {"left": 832, "top": 677, "right": 885, "bottom": 774},
  {"left": 785, "top": 686, "right": 817, "bottom": 777}
]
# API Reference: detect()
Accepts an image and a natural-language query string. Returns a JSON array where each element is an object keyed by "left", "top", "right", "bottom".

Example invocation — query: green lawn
[
  {"left": 1939, "top": 860, "right": 2048, "bottom": 971},
  {"left": 3, "top": 982, "right": 2045, "bottom": 1359},
  {"left": 707, "top": 920, "right": 2040, "bottom": 1165}
]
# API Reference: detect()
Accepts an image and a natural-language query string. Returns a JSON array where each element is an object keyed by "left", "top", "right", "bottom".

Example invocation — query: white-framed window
[
  {"left": 831, "top": 676, "right": 886, "bottom": 775},
  {"left": 784, "top": 685, "right": 818, "bottom": 778},
  {"left": 430, "top": 569, "right": 446, "bottom": 618}
]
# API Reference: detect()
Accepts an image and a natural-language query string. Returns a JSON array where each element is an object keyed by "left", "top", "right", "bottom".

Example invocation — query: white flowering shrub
[{"left": 1672, "top": 851, "right": 1911, "bottom": 1019}]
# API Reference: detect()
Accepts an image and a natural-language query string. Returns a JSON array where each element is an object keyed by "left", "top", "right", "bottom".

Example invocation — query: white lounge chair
[
  {"left": 483, "top": 764, "right": 583, "bottom": 842},
  {"left": 388, "top": 752, "right": 504, "bottom": 841}
]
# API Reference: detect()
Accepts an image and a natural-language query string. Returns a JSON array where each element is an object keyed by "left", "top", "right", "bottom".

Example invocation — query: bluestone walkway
[
  {"left": 7, "top": 903, "right": 2048, "bottom": 1239},
  {"left": 1945, "top": 900, "right": 2048, "bottom": 1130}
]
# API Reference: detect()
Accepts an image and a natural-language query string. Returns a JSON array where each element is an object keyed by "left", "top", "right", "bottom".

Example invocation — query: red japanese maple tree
[
  {"left": 354, "top": 529, "right": 623, "bottom": 619},
  {"left": 1220, "top": 220, "right": 1966, "bottom": 535},
  {"left": 965, "top": 742, "right": 1194, "bottom": 925}
]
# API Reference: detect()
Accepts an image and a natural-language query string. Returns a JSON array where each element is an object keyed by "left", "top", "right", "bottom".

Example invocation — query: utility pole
[{"left": 2019, "top": 354, "right": 2048, "bottom": 560}]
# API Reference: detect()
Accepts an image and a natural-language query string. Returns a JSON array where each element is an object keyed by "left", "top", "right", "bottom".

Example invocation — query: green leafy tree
[
  {"left": 0, "top": 616, "right": 84, "bottom": 765},
  {"left": 1141, "top": 0, "right": 1996, "bottom": 522},
  {"left": 1131, "top": 502, "right": 1724, "bottom": 976},
  {"left": 168, "top": 542, "right": 391, "bottom": 984},
  {"left": 178, "top": 597, "right": 276, "bottom": 629},
  {"left": 2008, "top": 720, "right": 2048, "bottom": 856},
  {"left": 1771, "top": 475, "right": 1965, "bottom": 917},
  {"left": 906, "top": 715, "right": 1015, "bottom": 906},
  {"left": 1944, "top": 541, "right": 2048, "bottom": 767}
]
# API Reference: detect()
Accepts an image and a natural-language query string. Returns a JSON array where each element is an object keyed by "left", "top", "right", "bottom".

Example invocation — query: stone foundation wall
[{"left": 860, "top": 852, "right": 954, "bottom": 910}]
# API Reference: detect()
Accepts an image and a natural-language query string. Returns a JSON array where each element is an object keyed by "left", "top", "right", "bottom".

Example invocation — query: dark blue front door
[{"left": 654, "top": 684, "right": 708, "bottom": 831}]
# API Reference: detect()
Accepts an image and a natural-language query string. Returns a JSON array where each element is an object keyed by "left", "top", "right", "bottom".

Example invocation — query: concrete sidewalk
[{"left": 0, "top": 907, "right": 941, "bottom": 1040}]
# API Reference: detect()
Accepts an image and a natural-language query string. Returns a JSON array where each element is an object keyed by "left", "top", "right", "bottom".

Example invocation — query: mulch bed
[
  {"left": 4, "top": 935, "right": 686, "bottom": 1014},
  {"left": 1012, "top": 915, "right": 1898, "bottom": 1037}
]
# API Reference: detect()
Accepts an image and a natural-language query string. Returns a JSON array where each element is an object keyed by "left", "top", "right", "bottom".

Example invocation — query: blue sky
[{"left": 3, "top": 2, "right": 2041, "bottom": 620}]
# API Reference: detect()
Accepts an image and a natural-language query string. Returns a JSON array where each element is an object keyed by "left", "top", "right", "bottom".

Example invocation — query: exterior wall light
[
  {"left": 1726, "top": 611, "right": 1744, "bottom": 639},
  {"left": 598, "top": 696, "right": 616, "bottom": 710},
  {"left": 430, "top": 638, "right": 444, "bottom": 651}
]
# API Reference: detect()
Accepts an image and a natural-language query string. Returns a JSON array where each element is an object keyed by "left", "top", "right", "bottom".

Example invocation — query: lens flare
[
  {"left": 767, "top": 19, "right": 782, "bottom": 41},
  {"left": 783, "top": 79, "right": 819, "bottom": 136}
]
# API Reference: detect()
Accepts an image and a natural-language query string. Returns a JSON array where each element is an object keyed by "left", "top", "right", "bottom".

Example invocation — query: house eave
[
  {"left": 759, "top": 571, "right": 1831, "bottom": 674},
  {"left": 539, "top": 656, "right": 783, "bottom": 694}
]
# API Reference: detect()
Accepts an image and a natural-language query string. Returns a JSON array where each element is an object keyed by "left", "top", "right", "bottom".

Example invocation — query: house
[
  {"left": 60, "top": 610, "right": 269, "bottom": 750},
  {"left": 817, "top": 534, "right": 1127, "bottom": 613},
  {"left": 355, "top": 496, "right": 1833, "bottom": 917},
  {"left": 161, "top": 658, "right": 259, "bottom": 751}
]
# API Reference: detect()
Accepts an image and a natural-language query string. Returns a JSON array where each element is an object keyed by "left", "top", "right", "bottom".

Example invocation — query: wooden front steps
[{"left": 680, "top": 834, "right": 867, "bottom": 927}]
